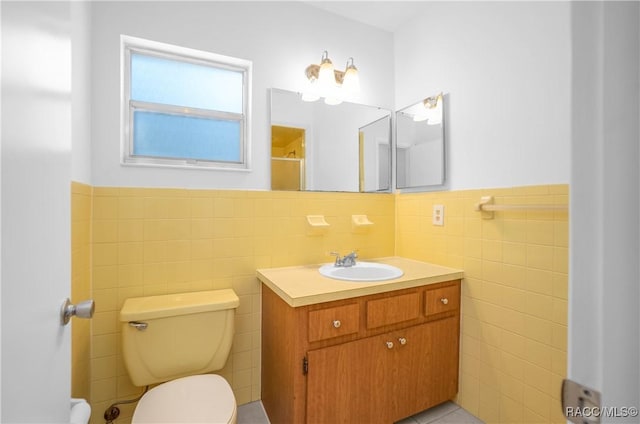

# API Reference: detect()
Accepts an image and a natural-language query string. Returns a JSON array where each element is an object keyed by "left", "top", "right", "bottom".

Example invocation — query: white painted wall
[
  {"left": 394, "top": 2, "right": 571, "bottom": 190},
  {"left": 91, "top": 1, "right": 394, "bottom": 189},
  {"left": 71, "top": 1, "right": 92, "bottom": 184},
  {"left": 569, "top": 1, "right": 640, "bottom": 416}
]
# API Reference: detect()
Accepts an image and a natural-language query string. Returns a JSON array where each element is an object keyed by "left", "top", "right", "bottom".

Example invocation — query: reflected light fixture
[
  {"left": 413, "top": 93, "right": 443, "bottom": 125},
  {"left": 302, "top": 51, "right": 359, "bottom": 105}
]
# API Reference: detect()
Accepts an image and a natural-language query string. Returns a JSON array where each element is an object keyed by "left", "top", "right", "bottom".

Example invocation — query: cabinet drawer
[
  {"left": 425, "top": 285, "right": 460, "bottom": 316},
  {"left": 366, "top": 292, "right": 420, "bottom": 329},
  {"left": 308, "top": 303, "right": 360, "bottom": 342}
]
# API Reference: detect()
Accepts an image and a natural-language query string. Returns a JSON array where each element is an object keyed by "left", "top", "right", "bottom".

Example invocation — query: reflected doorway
[
  {"left": 359, "top": 116, "right": 391, "bottom": 192},
  {"left": 271, "top": 125, "right": 306, "bottom": 191}
]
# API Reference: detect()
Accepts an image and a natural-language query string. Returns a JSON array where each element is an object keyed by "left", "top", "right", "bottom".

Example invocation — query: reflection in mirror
[
  {"left": 359, "top": 116, "right": 391, "bottom": 192},
  {"left": 396, "top": 94, "right": 445, "bottom": 189},
  {"left": 271, "top": 125, "right": 305, "bottom": 190},
  {"left": 270, "top": 88, "right": 391, "bottom": 192}
]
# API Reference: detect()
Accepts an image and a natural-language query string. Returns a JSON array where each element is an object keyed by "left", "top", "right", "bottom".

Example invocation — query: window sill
[{"left": 120, "top": 160, "right": 252, "bottom": 173}]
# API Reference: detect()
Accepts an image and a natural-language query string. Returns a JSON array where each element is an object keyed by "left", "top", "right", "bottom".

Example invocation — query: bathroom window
[{"left": 121, "top": 35, "right": 252, "bottom": 170}]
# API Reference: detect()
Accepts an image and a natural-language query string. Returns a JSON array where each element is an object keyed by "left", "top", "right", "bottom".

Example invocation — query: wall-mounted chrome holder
[{"left": 61, "top": 298, "right": 95, "bottom": 326}]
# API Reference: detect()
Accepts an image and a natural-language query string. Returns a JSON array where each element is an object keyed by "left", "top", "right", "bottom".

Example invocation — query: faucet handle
[{"left": 329, "top": 251, "right": 344, "bottom": 266}]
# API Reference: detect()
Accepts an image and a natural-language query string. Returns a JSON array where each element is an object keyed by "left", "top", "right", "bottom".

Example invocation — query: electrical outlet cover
[{"left": 433, "top": 205, "right": 444, "bottom": 226}]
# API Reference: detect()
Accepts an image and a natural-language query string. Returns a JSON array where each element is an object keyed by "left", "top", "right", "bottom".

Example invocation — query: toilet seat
[{"left": 132, "top": 374, "right": 237, "bottom": 424}]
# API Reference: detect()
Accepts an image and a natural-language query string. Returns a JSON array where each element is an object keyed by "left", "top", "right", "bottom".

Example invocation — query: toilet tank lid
[{"left": 119, "top": 289, "right": 239, "bottom": 321}]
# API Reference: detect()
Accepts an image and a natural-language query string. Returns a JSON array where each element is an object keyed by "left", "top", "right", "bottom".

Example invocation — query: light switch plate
[{"left": 432, "top": 205, "right": 444, "bottom": 226}]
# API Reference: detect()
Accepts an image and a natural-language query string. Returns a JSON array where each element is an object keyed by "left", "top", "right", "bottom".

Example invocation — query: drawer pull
[
  {"left": 440, "top": 298, "right": 449, "bottom": 305},
  {"left": 333, "top": 320, "right": 341, "bottom": 328},
  {"left": 385, "top": 341, "right": 394, "bottom": 349},
  {"left": 398, "top": 337, "right": 407, "bottom": 345}
]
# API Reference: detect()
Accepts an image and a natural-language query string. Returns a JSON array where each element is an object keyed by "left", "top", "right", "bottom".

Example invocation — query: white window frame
[{"left": 120, "top": 35, "right": 252, "bottom": 171}]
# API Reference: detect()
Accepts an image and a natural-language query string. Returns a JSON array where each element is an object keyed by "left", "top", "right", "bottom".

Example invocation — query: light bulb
[
  {"left": 324, "top": 96, "right": 343, "bottom": 105},
  {"left": 427, "top": 95, "right": 443, "bottom": 125},
  {"left": 301, "top": 79, "right": 320, "bottom": 102},
  {"left": 302, "top": 92, "right": 320, "bottom": 102},
  {"left": 324, "top": 80, "right": 343, "bottom": 105},
  {"left": 341, "top": 59, "right": 359, "bottom": 94},
  {"left": 427, "top": 115, "right": 442, "bottom": 126},
  {"left": 317, "top": 52, "right": 336, "bottom": 92}
]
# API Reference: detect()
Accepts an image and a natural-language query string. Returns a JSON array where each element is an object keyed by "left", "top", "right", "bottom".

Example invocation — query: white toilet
[{"left": 119, "top": 289, "right": 240, "bottom": 423}]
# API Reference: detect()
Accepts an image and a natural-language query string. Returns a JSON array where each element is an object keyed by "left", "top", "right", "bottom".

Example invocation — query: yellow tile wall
[
  {"left": 72, "top": 182, "right": 568, "bottom": 424},
  {"left": 396, "top": 184, "right": 568, "bottom": 424},
  {"left": 71, "top": 182, "right": 92, "bottom": 400},
  {"left": 88, "top": 187, "right": 395, "bottom": 424}
]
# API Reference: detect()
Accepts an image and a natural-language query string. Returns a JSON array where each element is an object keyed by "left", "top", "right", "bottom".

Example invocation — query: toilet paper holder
[{"left": 61, "top": 298, "right": 95, "bottom": 326}]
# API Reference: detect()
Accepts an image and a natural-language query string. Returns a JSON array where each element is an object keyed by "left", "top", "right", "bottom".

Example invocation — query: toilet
[{"left": 119, "top": 289, "right": 240, "bottom": 423}]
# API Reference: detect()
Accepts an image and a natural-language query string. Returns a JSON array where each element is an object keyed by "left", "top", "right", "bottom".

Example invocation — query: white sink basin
[{"left": 318, "top": 262, "right": 404, "bottom": 282}]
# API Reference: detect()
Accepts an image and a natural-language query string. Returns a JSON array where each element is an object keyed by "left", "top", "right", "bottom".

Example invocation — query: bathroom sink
[{"left": 318, "top": 262, "right": 404, "bottom": 282}]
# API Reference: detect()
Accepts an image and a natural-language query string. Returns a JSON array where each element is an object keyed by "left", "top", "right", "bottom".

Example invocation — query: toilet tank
[{"left": 119, "top": 289, "right": 240, "bottom": 387}]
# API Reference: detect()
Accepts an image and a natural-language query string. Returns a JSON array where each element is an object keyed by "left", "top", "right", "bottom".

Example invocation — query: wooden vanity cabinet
[{"left": 261, "top": 280, "right": 461, "bottom": 424}]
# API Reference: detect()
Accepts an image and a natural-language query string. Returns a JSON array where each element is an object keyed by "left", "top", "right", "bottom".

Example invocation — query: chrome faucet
[{"left": 330, "top": 250, "right": 358, "bottom": 267}]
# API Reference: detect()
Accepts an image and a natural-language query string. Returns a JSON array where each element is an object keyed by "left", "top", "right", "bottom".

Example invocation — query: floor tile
[
  {"left": 435, "top": 408, "right": 485, "bottom": 424},
  {"left": 237, "top": 401, "right": 270, "bottom": 424},
  {"left": 239, "top": 400, "right": 483, "bottom": 424},
  {"left": 396, "top": 416, "right": 420, "bottom": 424},
  {"left": 411, "top": 401, "right": 461, "bottom": 424}
]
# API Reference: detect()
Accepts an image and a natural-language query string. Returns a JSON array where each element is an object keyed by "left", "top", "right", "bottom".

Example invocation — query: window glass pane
[
  {"left": 131, "top": 53, "right": 243, "bottom": 113},
  {"left": 133, "top": 111, "right": 241, "bottom": 162}
]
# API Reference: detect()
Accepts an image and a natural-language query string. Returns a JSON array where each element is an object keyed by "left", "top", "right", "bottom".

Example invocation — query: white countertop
[{"left": 257, "top": 257, "right": 464, "bottom": 307}]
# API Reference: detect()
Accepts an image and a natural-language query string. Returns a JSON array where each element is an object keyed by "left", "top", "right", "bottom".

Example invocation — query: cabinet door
[
  {"left": 306, "top": 332, "right": 395, "bottom": 424},
  {"left": 392, "top": 317, "right": 459, "bottom": 421},
  {"left": 307, "top": 317, "right": 459, "bottom": 424}
]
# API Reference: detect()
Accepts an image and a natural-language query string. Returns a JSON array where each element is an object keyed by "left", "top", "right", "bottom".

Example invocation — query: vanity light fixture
[
  {"left": 413, "top": 93, "right": 443, "bottom": 125},
  {"left": 302, "top": 51, "right": 359, "bottom": 105}
]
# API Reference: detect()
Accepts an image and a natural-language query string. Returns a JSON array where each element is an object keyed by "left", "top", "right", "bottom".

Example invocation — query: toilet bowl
[
  {"left": 132, "top": 375, "right": 236, "bottom": 424},
  {"left": 119, "top": 289, "right": 240, "bottom": 424}
]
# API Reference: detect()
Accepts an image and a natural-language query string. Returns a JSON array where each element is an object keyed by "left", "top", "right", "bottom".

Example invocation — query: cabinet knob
[
  {"left": 333, "top": 320, "right": 341, "bottom": 328},
  {"left": 385, "top": 341, "right": 394, "bottom": 349},
  {"left": 440, "top": 298, "right": 449, "bottom": 305},
  {"left": 398, "top": 337, "right": 407, "bottom": 345}
]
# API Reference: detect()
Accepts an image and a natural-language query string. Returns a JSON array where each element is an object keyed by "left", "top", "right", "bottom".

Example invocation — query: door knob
[{"left": 61, "top": 298, "right": 95, "bottom": 325}]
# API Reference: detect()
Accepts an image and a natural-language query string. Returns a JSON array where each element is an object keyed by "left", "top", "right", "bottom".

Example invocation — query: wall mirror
[
  {"left": 396, "top": 93, "right": 445, "bottom": 189},
  {"left": 270, "top": 88, "right": 392, "bottom": 192}
]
